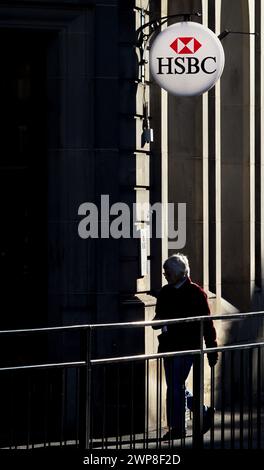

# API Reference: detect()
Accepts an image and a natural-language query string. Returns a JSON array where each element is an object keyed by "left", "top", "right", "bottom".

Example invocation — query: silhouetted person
[{"left": 152, "top": 253, "right": 218, "bottom": 439}]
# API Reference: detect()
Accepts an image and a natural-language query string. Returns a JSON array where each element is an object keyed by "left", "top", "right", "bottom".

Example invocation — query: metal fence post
[
  {"left": 80, "top": 326, "right": 92, "bottom": 449},
  {"left": 193, "top": 319, "right": 204, "bottom": 448}
]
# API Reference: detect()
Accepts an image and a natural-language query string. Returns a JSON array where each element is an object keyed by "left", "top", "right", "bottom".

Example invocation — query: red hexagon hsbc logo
[{"left": 170, "top": 37, "right": 202, "bottom": 54}]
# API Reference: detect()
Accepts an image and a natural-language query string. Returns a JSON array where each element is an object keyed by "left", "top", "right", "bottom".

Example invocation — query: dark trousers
[{"left": 163, "top": 356, "right": 193, "bottom": 432}]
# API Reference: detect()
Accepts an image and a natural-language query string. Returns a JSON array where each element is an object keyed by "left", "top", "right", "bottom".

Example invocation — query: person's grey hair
[{"left": 163, "top": 253, "right": 190, "bottom": 277}]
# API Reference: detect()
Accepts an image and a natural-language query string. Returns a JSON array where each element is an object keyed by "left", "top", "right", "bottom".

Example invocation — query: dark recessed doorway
[{"left": 0, "top": 31, "right": 48, "bottom": 332}]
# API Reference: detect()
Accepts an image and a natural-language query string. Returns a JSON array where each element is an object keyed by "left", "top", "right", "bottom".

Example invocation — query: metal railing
[{"left": 0, "top": 312, "right": 263, "bottom": 449}]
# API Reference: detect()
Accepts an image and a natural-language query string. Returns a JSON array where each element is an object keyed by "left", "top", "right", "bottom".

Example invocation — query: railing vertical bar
[
  {"left": 118, "top": 364, "right": 123, "bottom": 449},
  {"left": 60, "top": 368, "right": 66, "bottom": 447},
  {"left": 43, "top": 369, "right": 49, "bottom": 448},
  {"left": 257, "top": 346, "right": 261, "bottom": 449},
  {"left": 221, "top": 351, "right": 225, "bottom": 448},
  {"left": 145, "top": 358, "right": 149, "bottom": 449},
  {"left": 80, "top": 326, "right": 92, "bottom": 450},
  {"left": 10, "top": 372, "right": 14, "bottom": 449},
  {"left": 86, "top": 327, "right": 92, "bottom": 450},
  {"left": 48, "top": 380, "right": 52, "bottom": 447},
  {"left": 76, "top": 368, "right": 80, "bottom": 447},
  {"left": 27, "top": 373, "right": 32, "bottom": 450},
  {"left": 116, "top": 364, "right": 120, "bottom": 450},
  {"left": 230, "top": 350, "right": 235, "bottom": 449},
  {"left": 130, "top": 361, "right": 135, "bottom": 450},
  {"left": 130, "top": 362, "right": 132, "bottom": 449},
  {"left": 179, "top": 357, "right": 184, "bottom": 449},
  {"left": 158, "top": 357, "right": 162, "bottom": 448},
  {"left": 210, "top": 366, "right": 215, "bottom": 449},
  {"left": 64, "top": 368, "right": 68, "bottom": 446},
  {"left": 181, "top": 357, "right": 186, "bottom": 449},
  {"left": 248, "top": 348, "right": 253, "bottom": 449},
  {"left": 90, "top": 367, "right": 94, "bottom": 451},
  {"left": 168, "top": 359, "right": 173, "bottom": 448},
  {"left": 193, "top": 320, "right": 204, "bottom": 448},
  {"left": 102, "top": 365, "right": 106, "bottom": 449},
  {"left": 239, "top": 349, "right": 244, "bottom": 449},
  {"left": 155, "top": 358, "right": 159, "bottom": 447}
]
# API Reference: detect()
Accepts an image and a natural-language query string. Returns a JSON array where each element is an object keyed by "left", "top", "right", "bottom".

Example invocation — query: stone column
[
  {"left": 168, "top": 0, "right": 204, "bottom": 285},
  {"left": 215, "top": 0, "right": 222, "bottom": 305},
  {"left": 220, "top": 0, "right": 253, "bottom": 311}
]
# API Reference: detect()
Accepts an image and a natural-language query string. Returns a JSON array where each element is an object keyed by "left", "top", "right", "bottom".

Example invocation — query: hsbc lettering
[{"left": 156, "top": 56, "right": 217, "bottom": 75}]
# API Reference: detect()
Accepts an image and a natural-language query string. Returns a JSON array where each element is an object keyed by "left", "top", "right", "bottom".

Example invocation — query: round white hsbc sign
[{"left": 150, "top": 21, "right": 225, "bottom": 96}]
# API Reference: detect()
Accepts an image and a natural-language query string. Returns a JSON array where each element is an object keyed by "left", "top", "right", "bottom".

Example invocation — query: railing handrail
[
  {"left": 88, "top": 311, "right": 264, "bottom": 329},
  {"left": 90, "top": 340, "right": 264, "bottom": 365},
  {"left": 0, "top": 310, "right": 263, "bottom": 335},
  {"left": 0, "top": 360, "right": 86, "bottom": 372},
  {"left": 1, "top": 339, "right": 263, "bottom": 371}
]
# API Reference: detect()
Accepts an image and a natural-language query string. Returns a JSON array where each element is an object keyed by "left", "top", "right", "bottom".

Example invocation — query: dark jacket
[{"left": 152, "top": 277, "right": 217, "bottom": 352}]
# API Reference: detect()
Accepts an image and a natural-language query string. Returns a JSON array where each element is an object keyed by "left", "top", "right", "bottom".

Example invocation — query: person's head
[{"left": 163, "top": 253, "right": 190, "bottom": 285}]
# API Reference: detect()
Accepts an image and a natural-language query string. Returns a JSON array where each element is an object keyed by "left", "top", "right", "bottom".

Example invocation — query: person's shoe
[
  {"left": 162, "top": 428, "right": 186, "bottom": 440},
  {"left": 203, "top": 407, "right": 215, "bottom": 434}
]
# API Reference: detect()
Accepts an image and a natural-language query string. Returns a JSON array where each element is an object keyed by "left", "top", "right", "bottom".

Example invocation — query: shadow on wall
[{"left": 209, "top": 294, "right": 264, "bottom": 411}]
